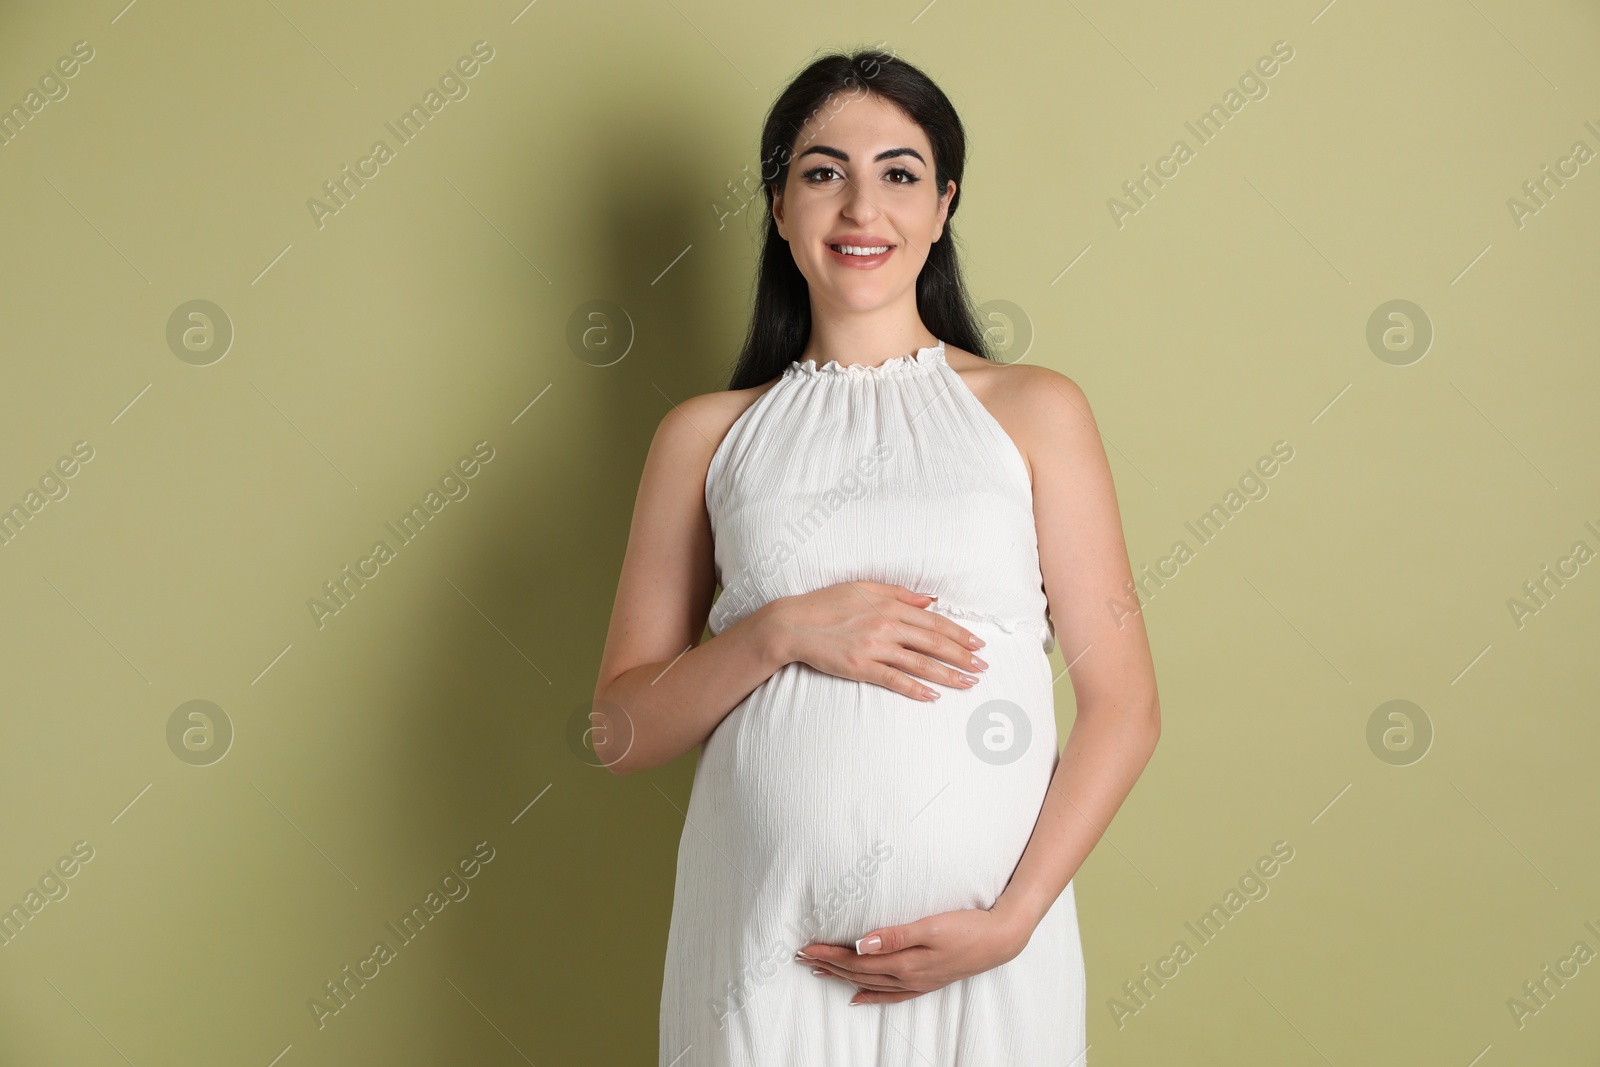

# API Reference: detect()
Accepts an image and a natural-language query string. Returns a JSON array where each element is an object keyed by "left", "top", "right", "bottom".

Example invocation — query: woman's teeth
[{"left": 830, "top": 244, "right": 890, "bottom": 256}]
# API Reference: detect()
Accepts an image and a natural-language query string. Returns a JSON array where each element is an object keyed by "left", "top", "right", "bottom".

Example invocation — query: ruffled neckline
[{"left": 785, "top": 340, "right": 946, "bottom": 380}]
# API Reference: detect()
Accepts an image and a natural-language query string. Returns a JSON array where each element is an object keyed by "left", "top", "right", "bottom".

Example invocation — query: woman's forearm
[
  {"left": 991, "top": 694, "right": 1161, "bottom": 935},
  {"left": 593, "top": 599, "right": 790, "bottom": 776}
]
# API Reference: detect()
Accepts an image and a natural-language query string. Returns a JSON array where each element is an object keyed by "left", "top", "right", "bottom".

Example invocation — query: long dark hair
[{"left": 724, "top": 48, "right": 992, "bottom": 391}]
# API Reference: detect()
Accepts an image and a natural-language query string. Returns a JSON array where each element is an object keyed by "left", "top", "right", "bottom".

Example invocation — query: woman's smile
[{"left": 824, "top": 239, "right": 896, "bottom": 269}]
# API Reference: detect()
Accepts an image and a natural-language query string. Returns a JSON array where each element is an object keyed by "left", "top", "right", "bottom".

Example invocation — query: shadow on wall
[{"left": 374, "top": 113, "right": 741, "bottom": 1060}]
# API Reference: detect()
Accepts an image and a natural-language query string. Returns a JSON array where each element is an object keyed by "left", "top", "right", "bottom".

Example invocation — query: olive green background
[{"left": 2, "top": 0, "right": 1597, "bottom": 1063}]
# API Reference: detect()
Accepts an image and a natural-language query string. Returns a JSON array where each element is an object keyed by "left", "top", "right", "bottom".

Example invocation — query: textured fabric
[{"left": 661, "top": 340, "right": 1087, "bottom": 1066}]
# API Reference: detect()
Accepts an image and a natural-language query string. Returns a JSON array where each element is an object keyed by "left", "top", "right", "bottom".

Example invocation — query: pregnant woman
[{"left": 594, "top": 49, "right": 1161, "bottom": 1065}]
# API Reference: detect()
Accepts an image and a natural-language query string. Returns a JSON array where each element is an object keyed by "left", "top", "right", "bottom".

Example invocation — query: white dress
[{"left": 661, "top": 340, "right": 1087, "bottom": 1066}]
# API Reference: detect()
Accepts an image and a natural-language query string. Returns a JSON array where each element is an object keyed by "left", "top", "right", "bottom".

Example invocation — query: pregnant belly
[{"left": 692, "top": 632, "right": 1059, "bottom": 944}]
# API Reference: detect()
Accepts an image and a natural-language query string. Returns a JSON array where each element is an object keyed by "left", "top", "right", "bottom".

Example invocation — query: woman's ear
[{"left": 930, "top": 178, "right": 955, "bottom": 242}]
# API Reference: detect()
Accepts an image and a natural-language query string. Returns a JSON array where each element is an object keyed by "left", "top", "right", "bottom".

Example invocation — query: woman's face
[{"left": 771, "top": 91, "right": 953, "bottom": 316}]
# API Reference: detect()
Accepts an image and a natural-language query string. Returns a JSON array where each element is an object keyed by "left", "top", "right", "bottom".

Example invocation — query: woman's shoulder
[
  {"left": 946, "top": 342, "right": 1086, "bottom": 396},
  {"left": 944, "top": 344, "right": 1099, "bottom": 477},
  {"left": 653, "top": 375, "right": 784, "bottom": 470}
]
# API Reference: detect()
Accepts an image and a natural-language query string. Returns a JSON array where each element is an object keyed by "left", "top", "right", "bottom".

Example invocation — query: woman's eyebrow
[{"left": 797, "top": 145, "right": 926, "bottom": 165}]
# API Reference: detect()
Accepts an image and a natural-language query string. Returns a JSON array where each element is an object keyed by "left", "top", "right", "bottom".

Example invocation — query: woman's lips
[{"left": 825, "top": 243, "right": 895, "bottom": 269}]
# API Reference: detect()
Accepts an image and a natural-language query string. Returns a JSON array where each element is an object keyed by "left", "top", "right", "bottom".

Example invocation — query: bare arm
[
  {"left": 991, "top": 370, "right": 1162, "bottom": 934},
  {"left": 592, "top": 389, "right": 787, "bottom": 776}
]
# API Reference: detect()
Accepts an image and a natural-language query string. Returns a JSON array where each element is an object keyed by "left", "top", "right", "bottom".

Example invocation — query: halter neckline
[{"left": 785, "top": 340, "right": 946, "bottom": 380}]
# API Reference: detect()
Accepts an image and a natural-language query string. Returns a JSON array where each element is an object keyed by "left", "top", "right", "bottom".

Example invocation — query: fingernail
[
  {"left": 971, "top": 655, "right": 988, "bottom": 670},
  {"left": 855, "top": 935, "right": 881, "bottom": 953},
  {"left": 921, "top": 687, "right": 939, "bottom": 700},
  {"left": 794, "top": 952, "right": 816, "bottom": 961},
  {"left": 968, "top": 635, "right": 986, "bottom": 648},
  {"left": 849, "top": 999, "right": 866, "bottom": 1007},
  {"left": 811, "top": 967, "right": 828, "bottom": 976}
]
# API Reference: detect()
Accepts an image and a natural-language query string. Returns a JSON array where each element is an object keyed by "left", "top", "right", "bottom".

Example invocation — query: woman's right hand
[{"left": 761, "top": 582, "right": 989, "bottom": 701}]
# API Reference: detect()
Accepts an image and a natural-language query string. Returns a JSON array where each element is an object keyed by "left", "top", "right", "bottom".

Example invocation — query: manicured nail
[
  {"left": 921, "top": 687, "right": 939, "bottom": 700},
  {"left": 849, "top": 998, "right": 866, "bottom": 1007},
  {"left": 968, "top": 635, "right": 985, "bottom": 648},
  {"left": 855, "top": 935, "right": 881, "bottom": 953},
  {"left": 794, "top": 952, "right": 816, "bottom": 961},
  {"left": 811, "top": 967, "right": 828, "bottom": 977},
  {"left": 971, "top": 655, "right": 988, "bottom": 670}
]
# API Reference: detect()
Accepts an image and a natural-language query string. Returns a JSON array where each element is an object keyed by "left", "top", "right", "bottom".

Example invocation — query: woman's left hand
[{"left": 795, "top": 906, "right": 1033, "bottom": 1005}]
